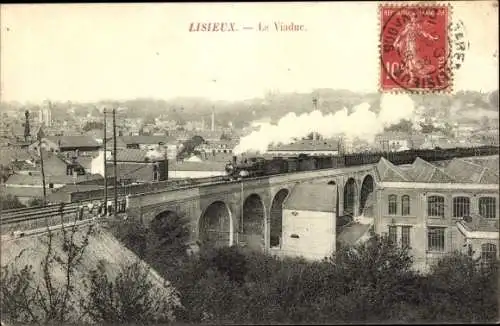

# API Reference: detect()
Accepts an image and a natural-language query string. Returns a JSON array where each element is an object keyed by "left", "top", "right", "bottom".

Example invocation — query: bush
[
  {"left": 207, "top": 246, "right": 248, "bottom": 284},
  {"left": 107, "top": 219, "right": 148, "bottom": 258},
  {"left": 421, "top": 252, "right": 499, "bottom": 323},
  {"left": 28, "top": 197, "right": 43, "bottom": 207},
  {"left": 107, "top": 218, "right": 500, "bottom": 324},
  {"left": 84, "top": 260, "right": 179, "bottom": 324},
  {"left": 1, "top": 194, "right": 25, "bottom": 210}
]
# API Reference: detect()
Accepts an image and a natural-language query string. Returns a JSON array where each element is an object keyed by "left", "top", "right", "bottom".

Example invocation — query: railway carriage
[{"left": 225, "top": 145, "right": 499, "bottom": 180}]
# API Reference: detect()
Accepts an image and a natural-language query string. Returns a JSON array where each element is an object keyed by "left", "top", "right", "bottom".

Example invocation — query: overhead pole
[
  {"left": 103, "top": 109, "right": 108, "bottom": 216},
  {"left": 113, "top": 108, "right": 118, "bottom": 218},
  {"left": 37, "top": 125, "right": 47, "bottom": 206}
]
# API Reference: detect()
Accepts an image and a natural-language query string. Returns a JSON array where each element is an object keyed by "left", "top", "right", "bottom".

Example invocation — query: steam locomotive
[{"left": 225, "top": 145, "right": 499, "bottom": 180}]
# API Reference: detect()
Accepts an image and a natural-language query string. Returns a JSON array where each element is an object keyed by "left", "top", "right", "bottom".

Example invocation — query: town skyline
[{"left": 1, "top": 2, "right": 498, "bottom": 103}]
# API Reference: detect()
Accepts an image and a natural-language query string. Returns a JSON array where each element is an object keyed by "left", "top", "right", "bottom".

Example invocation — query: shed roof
[
  {"left": 46, "top": 136, "right": 100, "bottom": 149},
  {"left": 375, "top": 157, "right": 411, "bottom": 182},
  {"left": 406, "top": 157, "right": 456, "bottom": 183},
  {"left": 119, "top": 135, "right": 175, "bottom": 145},
  {"left": 463, "top": 156, "right": 499, "bottom": 174},
  {"left": 283, "top": 184, "right": 336, "bottom": 212},
  {"left": 5, "top": 173, "right": 103, "bottom": 186},
  {"left": 445, "top": 158, "right": 499, "bottom": 184}
]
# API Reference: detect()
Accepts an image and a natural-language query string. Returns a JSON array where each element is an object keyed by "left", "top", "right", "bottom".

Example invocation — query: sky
[{"left": 1, "top": 2, "right": 498, "bottom": 103}]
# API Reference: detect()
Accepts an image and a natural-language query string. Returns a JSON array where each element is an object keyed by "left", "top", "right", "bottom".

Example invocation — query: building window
[
  {"left": 388, "top": 225, "right": 397, "bottom": 244},
  {"left": 428, "top": 227, "right": 445, "bottom": 252},
  {"left": 481, "top": 243, "right": 497, "bottom": 266},
  {"left": 388, "top": 195, "right": 397, "bottom": 215},
  {"left": 479, "top": 197, "right": 496, "bottom": 219},
  {"left": 401, "top": 226, "right": 411, "bottom": 248},
  {"left": 452, "top": 196, "right": 470, "bottom": 218},
  {"left": 428, "top": 195, "right": 445, "bottom": 218},
  {"left": 401, "top": 195, "right": 410, "bottom": 216}
]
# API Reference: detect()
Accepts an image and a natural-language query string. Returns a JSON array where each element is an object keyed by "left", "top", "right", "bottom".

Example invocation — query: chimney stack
[
  {"left": 232, "top": 155, "right": 237, "bottom": 165},
  {"left": 211, "top": 106, "right": 215, "bottom": 132},
  {"left": 312, "top": 97, "right": 318, "bottom": 141}
]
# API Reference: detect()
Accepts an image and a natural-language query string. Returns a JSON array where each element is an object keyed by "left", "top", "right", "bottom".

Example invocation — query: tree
[
  {"left": 327, "top": 233, "right": 420, "bottom": 322},
  {"left": 176, "top": 136, "right": 205, "bottom": 159},
  {"left": 148, "top": 211, "right": 191, "bottom": 259}
]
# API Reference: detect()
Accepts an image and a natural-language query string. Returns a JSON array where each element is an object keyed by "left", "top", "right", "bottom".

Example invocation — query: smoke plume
[{"left": 233, "top": 93, "right": 417, "bottom": 155}]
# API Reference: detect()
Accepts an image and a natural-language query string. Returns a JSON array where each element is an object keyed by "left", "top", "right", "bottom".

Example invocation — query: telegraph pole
[
  {"left": 103, "top": 109, "right": 108, "bottom": 216},
  {"left": 113, "top": 108, "right": 118, "bottom": 218},
  {"left": 37, "top": 126, "right": 47, "bottom": 206}
]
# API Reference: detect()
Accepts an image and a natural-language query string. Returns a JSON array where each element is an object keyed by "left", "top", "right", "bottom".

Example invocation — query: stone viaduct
[{"left": 126, "top": 164, "right": 378, "bottom": 251}]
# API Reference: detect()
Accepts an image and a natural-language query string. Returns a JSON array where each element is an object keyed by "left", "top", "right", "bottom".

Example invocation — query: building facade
[{"left": 372, "top": 156, "right": 499, "bottom": 271}]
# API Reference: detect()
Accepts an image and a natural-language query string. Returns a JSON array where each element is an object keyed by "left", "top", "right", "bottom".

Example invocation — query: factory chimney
[
  {"left": 211, "top": 106, "right": 215, "bottom": 132},
  {"left": 312, "top": 97, "right": 318, "bottom": 141}
]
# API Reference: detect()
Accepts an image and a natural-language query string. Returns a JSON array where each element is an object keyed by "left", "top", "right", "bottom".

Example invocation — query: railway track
[
  {"left": 0, "top": 175, "right": 229, "bottom": 225},
  {"left": 0, "top": 203, "right": 79, "bottom": 226},
  {"left": 1, "top": 216, "right": 102, "bottom": 242}
]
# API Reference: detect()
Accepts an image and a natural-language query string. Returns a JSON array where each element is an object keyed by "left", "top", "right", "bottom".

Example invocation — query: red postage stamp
[{"left": 380, "top": 4, "right": 451, "bottom": 93}]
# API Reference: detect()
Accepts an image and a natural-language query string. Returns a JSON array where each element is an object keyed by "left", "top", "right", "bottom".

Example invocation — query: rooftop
[
  {"left": 284, "top": 184, "right": 337, "bottom": 212},
  {"left": 405, "top": 157, "right": 456, "bottom": 183},
  {"left": 444, "top": 157, "right": 499, "bottom": 184},
  {"left": 119, "top": 135, "right": 176, "bottom": 145},
  {"left": 46, "top": 135, "right": 101, "bottom": 149},
  {"left": 111, "top": 148, "right": 165, "bottom": 163},
  {"left": 0, "top": 147, "right": 33, "bottom": 166},
  {"left": 375, "top": 155, "right": 499, "bottom": 184},
  {"left": 105, "top": 162, "right": 156, "bottom": 182},
  {"left": 375, "top": 157, "right": 411, "bottom": 182},
  {"left": 5, "top": 173, "right": 103, "bottom": 186}
]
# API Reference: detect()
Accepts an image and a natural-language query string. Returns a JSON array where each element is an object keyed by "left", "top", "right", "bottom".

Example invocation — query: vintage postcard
[{"left": 0, "top": 2, "right": 498, "bottom": 325}]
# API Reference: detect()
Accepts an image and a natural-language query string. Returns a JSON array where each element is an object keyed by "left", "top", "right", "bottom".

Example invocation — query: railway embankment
[{"left": 0, "top": 220, "right": 180, "bottom": 324}]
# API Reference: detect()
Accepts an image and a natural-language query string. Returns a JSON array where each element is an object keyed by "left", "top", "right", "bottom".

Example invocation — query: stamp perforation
[{"left": 379, "top": 2, "right": 453, "bottom": 94}]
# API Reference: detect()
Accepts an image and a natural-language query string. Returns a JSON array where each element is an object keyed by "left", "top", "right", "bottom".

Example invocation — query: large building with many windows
[{"left": 372, "top": 156, "right": 499, "bottom": 271}]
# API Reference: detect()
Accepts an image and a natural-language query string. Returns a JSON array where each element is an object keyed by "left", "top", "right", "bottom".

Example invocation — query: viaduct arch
[
  {"left": 240, "top": 194, "right": 266, "bottom": 250},
  {"left": 359, "top": 174, "right": 375, "bottom": 216},
  {"left": 269, "top": 189, "right": 289, "bottom": 248},
  {"left": 199, "top": 201, "right": 233, "bottom": 248}
]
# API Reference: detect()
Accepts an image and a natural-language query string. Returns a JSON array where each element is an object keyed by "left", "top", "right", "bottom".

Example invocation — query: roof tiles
[
  {"left": 375, "top": 157, "right": 411, "bottom": 182},
  {"left": 46, "top": 136, "right": 100, "bottom": 149},
  {"left": 445, "top": 158, "right": 499, "bottom": 184}
]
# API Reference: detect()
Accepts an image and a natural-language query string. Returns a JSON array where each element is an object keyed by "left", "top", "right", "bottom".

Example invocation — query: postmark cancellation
[{"left": 379, "top": 3, "right": 452, "bottom": 93}]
